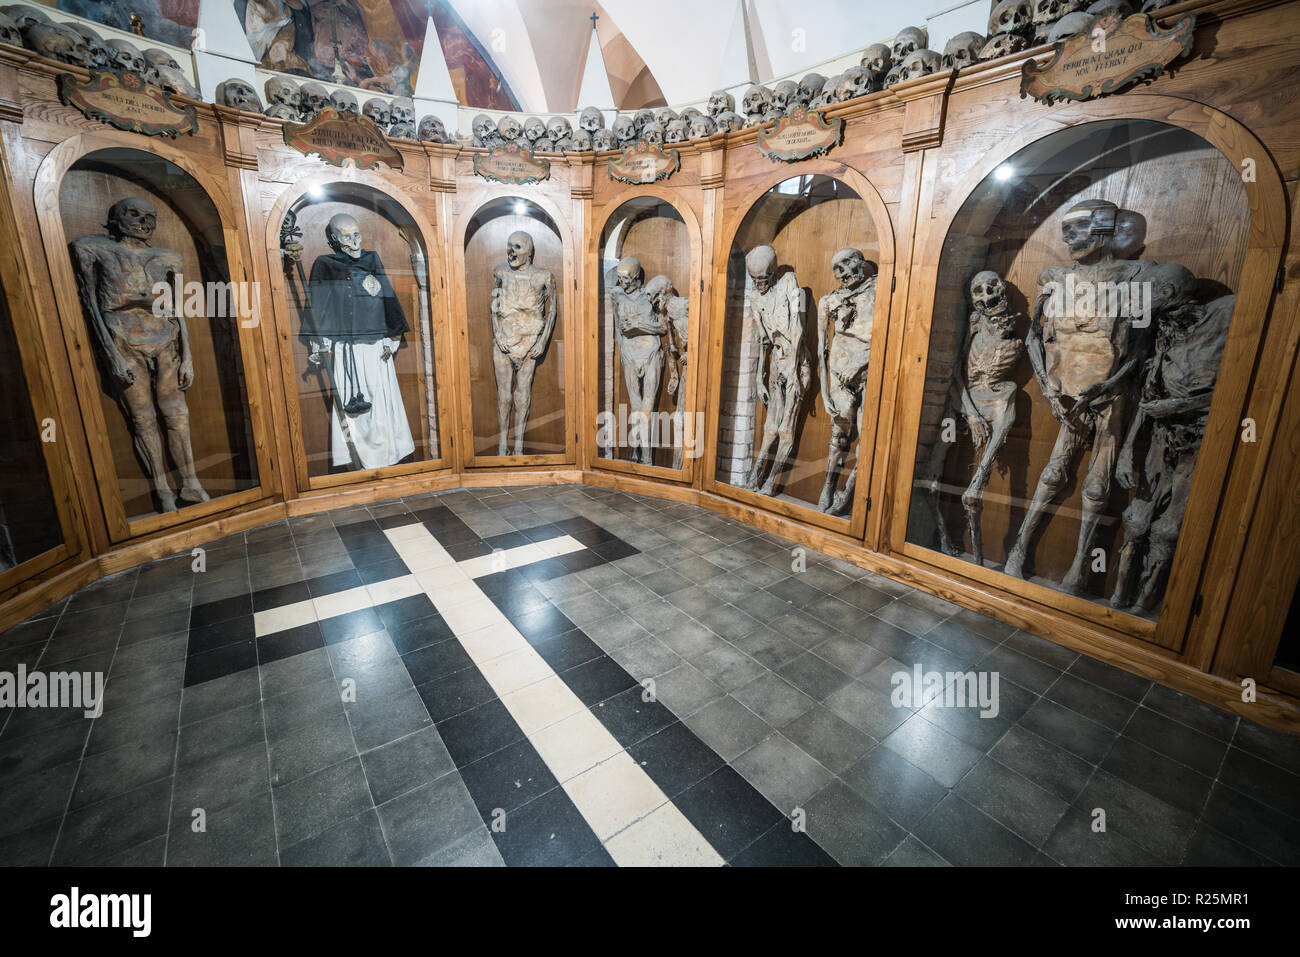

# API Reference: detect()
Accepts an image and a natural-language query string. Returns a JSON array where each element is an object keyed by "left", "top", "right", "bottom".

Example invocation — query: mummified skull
[
  {"left": 106, "top": 38, "right": 145, "bottom": 74},
  {"left": 689, "top": 113, "right": 717, "bottom": 138},
  {"left": 390, "top": 96, "right": 415, "bottom": 127},
  {"left": 942, "top": 31, "right": 986, "bottom": 69},
  {"left": 68, "top": 23, "right": 112, "bottom": 68},
  {"left": 217, "top": 79, "right": 261, "bottom": 112},
  {"left": 592, "top": 128, "right": 616, "bottom": 150},
  {"left": 362, "top": 97, "right": 391, "bottom": 129},
  {"left": 611, "top": 115, "right": 636, "bottom": 143},
  {"left": 23, "top": 21, "right": 88, "bottom": 67},
  {"left": 497, "top": 114, "right": 523, "bottom": 142},
  {"left": 150, "top": 64, "right": 199, "bottom": 99},
  {"left": 797, "top": 73, "right": 826, "bottom": 106},
  {"left": 680, "top": 106, "right": 703, "bottom": 125},
  {"left": 978, "top": 31, "right": 1029, "bottom": 59},
  {"left": 970, "top": 270, "right": 1009, "bottom": 315},
  {"left": 417, "top": 114, "right": 448, "bottom": 143},
  {"left": 811, "top": 77, "right": 839, "bottom": 109},
  {"left": 741, "top": 84, "right": 770, "bottom": 120},
  {"left": 615, "top": 257, "right": 643, "bottom": 292},
  {"left": 989, "top": 0, "right": 1034, "bottom": 37},
  {"left": 571, "top": 129, "right": 593, "bottom": 151},
  {"left": 883, "top": 63, "right": 905, "bottom": 88},
  {"left": 546, "top": 116, "right": 572, "bottom": 140},
  {"left": 143, "top": 48, "right": 179, "bottom": 71},
  {"left": 746, "top": 245, "right": 778, "bottom": 293},
  {"left": 265, "top": 76, "right": 300, "bottom": 111},
  {"left": 707, "top": 89, "right": 734, "bottom": 117},
  {"left": 0, "top": 12, "right": 20, "bottom": 47},
  {"left": 579, "top": 106, "right": 605, "bottom": 132},
  {"left": 299, "top": 82, "right": 329, "bottom": 119},
  {"left": 641, "top": 122, "right": 665, "bottom": 144},
  {"left": 633, "top": 108, "right": 655, "bottom": 133},
  {"left": 859, "top": 43, "right": 892, "bottom": 80},
  {"left": 330, "top": 88, "right": 358, "bottom": 114},
  {"left": 1033, "top": 0, "right": 1088, "bottom": 41},
  {"left": 389, "top": 120, "right": 415, "bottom": 139},
  {"left": 890, "top": 26, "right": 928, "bottom": 61},
  {"left": 471, "top": 113, "right": 497, "bottom": 145},
  {"left": 534, "top": 137, "right": 555, "bottom": 152},
  {"left": 715, "top": 110, "right": 744, "bottom": 132},
  {"left": 1048, "top": 11, "right": 1095, "bottom": 42},
  {"left": 652, "top": 107, "right": 678, "bottom": 128},
  {"left": 664, "top": 119, "right": 689, "bottom": 143},
  {"left": 1, "top": 4, "right": 47, "bottom": 30},
  {"left": 770, "top": 80, "right": 799, "bottom": 112},
  {"left": 834, "top": 66, "right": 871, "bottom": 101},
  {"left": 554, "top": 134, "right": 577, "bottom": 152},
  {"left": 899, "top": 49, "right": 943, "bottom": 82}
]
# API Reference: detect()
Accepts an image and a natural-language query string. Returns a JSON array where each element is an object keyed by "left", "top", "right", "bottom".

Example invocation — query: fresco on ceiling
[{"left": 50, "top": 0, "right": 198, "bottom": 48}]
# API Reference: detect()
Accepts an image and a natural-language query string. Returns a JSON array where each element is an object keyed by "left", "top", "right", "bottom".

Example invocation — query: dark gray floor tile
[
  {"left": 780, "top": 705, "right": 875, "bottom": 774},
  {"left": 988, "top": 725, "right": 1094, "bottom": 803},
  {"left": 841, "top": 744, "right": 947, "bottom": 829},
  {"left": 915, "top": 793, "right": 1038, "bottom": 866},
  {"left": 681, "top": 695, "right": 771, "bottom": 761},
  {"left": 1077, "top": 769, "right": 1196, "bottom": 864},
  {"left": 167, "top": 792, "right": 278, "bottom": 867},
  {"left": 52, "top": 777, "right": 172, "bottom": 865},
  {"left": 376, "top": 774, "right": 487, "bottom": 866},
  {"left": 360, "top": 725, "right": 456, "bottom": 805},
  {"left": 803, "top": 779, "right": 908, "bottom": 866},
  {"left": 282, "top": 809, "right": 391, "bottom": 867},
  {"left": 732, "top": 672, "right": 817, "bottom": 727},
  {"left": 273, "top": 756, "right": 374, "bottom": 848},
  {"left": 172, "top": 739, "right": 270, "bottom": 818},
  {"left": 1043, "top": 807, "right": 1164, "bottom": 866},
  {"left": 954, "top": 755, "right": 1070, "bottom": 846},
  {"left": 881, "top": 715, "right": 982, "bottom": 788},
  {"left": 732, "top": 734, "right": 833, "bottom": 813},
  {"left": 883, "top": 835, "right": 950, "bottom": 866}
]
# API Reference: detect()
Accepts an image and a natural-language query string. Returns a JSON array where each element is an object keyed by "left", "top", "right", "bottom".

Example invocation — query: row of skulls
[
  {"left": 471, "top": 107, "right": 736, "bottom": 151},
  {"left": 980, "top": 0, "right": 1177, "bottom": 59},
  {"left": 218, "top": 75, "right": 447, "bottom": 142},
  {"left": 0, "top": 3, "right": 198, "bottom": 99}
]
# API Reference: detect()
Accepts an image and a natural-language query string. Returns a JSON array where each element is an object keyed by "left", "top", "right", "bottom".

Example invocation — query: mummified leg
[
  {"left": 819, "top": 424, "right": 849, "bottom": 512},
  {"left": 156, "top": 340, "right": 207, "bottom": 503},
  {"left": 1111, "top": 496, "right": 1154, "bottom": 609},
  {"left": 1133, "top": 453, "right": 1194, "bottom": 611},
  {"left": 760, "top": 377, "right": 800, "bottom": 496},
  {"left": 1005, "top": 422, "right": 1088, "bottom": 579},
  {"left": 512, "top": 357, "right": 538, "bottom": 457},
  {"left": 962, "top": 405, "right": 1015, "bottom": 566},
  {"left": 923, "top": 393, "right": 960, "bottom": 556},
  {"left": 492, "top": 349, "right": 515, "bottom": 456},
  {"left": 1061, "top": 406, "right": 1121, "bottom": 594},
  {"left": 747, "top": 380, "right": 783, "bottom": 492},
  {"left": 117, "top": 353, "right": 176, "bottom": 512}
]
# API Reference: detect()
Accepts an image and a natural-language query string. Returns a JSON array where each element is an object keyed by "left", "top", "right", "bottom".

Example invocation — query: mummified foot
[
  {"left": 179, "top": 483, "right": 210, "bottom": 505},
  {"left": 1060, "top": 563, "right": 1087, "bottom": 595},
  {"left": 157, "top": 488, "right": 178, "bottom": 513},
  {"left": 830, "top": 488, "right": 853, "bottom": 515},
  {"left": 1003, "top": 544, "right": 1026, "bottom": 579}
]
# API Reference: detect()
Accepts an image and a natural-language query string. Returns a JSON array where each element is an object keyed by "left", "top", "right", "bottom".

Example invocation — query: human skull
[
  {"left": 680, "top": 106, "right": 703, "bottom": 124},
  {"left": 1, "top": 4, "right": 48, "bottom": 30},
  {"left": 989, "top": 0, "right": 1034, "bottom": 37},
  {"left": 1111, "top": 208, "right": 1147, "bottom": 259},
  {"left": 835, "top": 65, "right": 872, "bottom": 100},
  {"left": 149, "top": 63, "right": 198, "bottom": 99},
  {"left": 546, "top": 116, "right": 572, "bottom": 141},
  {"left": 1060, "top": 198, "right": 1118, "bottom": 260},
  {"left": 534, "top": 137, "right": 555, "bottom": 152},
  {"left": 390, "top": 96, "right": 414, "bottom": 127},
  {"left": 899, "top": 49, "right": 942, "bottom": 82},
  {"left": 1033, "top": 0, "right": 1089, "bottom": 41},
  {"left": 641, "top": 122, "right": 664, "bottom": 144},
  {"left": 592, "top": 128, "right": 616, "bottom": 150},
  {"left": 299, "top": 82, "right": 329, "bottom": 119},
  {"left": 554, "top": 134, "right": 577, "bottom": 152},
  {"left": 741, "top": 85, "right": 770, "bottom": 121},
  {"left": 579, "top": 106, "right": 605, "bottom": 132},
  {"left": 651, "top": 108, "right": 676, "bottom": 128},
  {"left": 689, "top": 113, "right": 717, "bottom": 138},
  {"left": 506, "top": 231, "right": 535, "bottom": 268},
  {"left": 611, "top": 115, "right": 636, "bottom": 143},
  {"left": 0, "top": 12, "right": 20, "bottom": 47},
  {"left": 571, "top": 129, "right": 593, "bottom": 151},
  {"left": 389, "top": 119, "right": 415, "bottom": 139},
  {"left": 67, "top": 22, "right": 112, "bottom": 68},
  {"left": 362, "top": 97, "right": 391, "bottom": 130},
  {"left": 615, "top": 257, "right": 643, "bottom": 292},
  {"left": 664, "top": 119, "right": 689, "bottom": 143},
  {"left": 746, "top": 245, "right": 778, "bottom": 293},
  {"left": 107, "top": 197, "right": 158, "bottom": 241},
  {"left": 327, "top": 213, "right": 362, "bottom": 257},
  {"left": 330, "top": 88, "right": 358, "bottom": 114},
  {"left": 978, "top": 31, "right": 1029, "bottom": 59},
  {"left": 884, "top": 64, "right": 905, "bottom": 88},
  {"left": 633, "top": 108, "right": 655, "bottom": 134},
  {"left": 417, "top": 114, "right": 448, "bottom": 143},
  {"left": 859, "top": 43, "right": 892, "bottom": 80},
  {"left": 23, "top": 21, "right": 88, "bottom": 67},
  {"left": 218, "top": 79, "right": 261, "bottom": 112},
  {"left": 143, "top": 48, "right": 179, "bottom": 71},
  {"left": 265, "top": 76, "right": 300, "bottom": 112},
  {"left": 707, "top": 90, "right": 734, "bottom": 117},
  {"left": 1047, "top": 11, "right": 1095, "bottom": 42},
  {"left": 471, "top": 113, "right": 496, "bottom": 145},
  {"left": 831, "top": 248, "right": 874, "bottom": 288},
  {"left": 497, "top": 114, "right": 523, "bottom": 142},
  {"left": 760, "top": 108, "right": 782, "bottom": 125},
  {"left": 796, "top": 73, "right": 826, "bottom": 106},
  {"left": 970, "top": 270, "right": 1008, "bottom": 315},
  {"left": 942, "top": 32, "right": 986, "bottom": 69},
  {"left": 890, "top": 26, "right": 928, "bottom": 61},
  {"left": 1086, "top": 0, "right": 1134, "bottom": 16},
  {"left": 811, "top": 77, "right": 839, "bottom": 108},
  {"left": 106, "top": 38, "right": 145, "bottom": 75},
  {"left": 770, "top": 80, "right": 798, "bottom": 112},
  {"left": 715, "top": 110, "right": 744, "bottom": 132}
]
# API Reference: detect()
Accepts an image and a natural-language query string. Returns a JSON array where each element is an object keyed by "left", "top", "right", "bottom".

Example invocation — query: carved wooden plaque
[
  {"left": 473, "top": 142, "right": 551, "bottom": 185},
  {"left": 1021, "top": 12, "right": 1196, "bottom": 105},
  {"left": 755, "top": 107, "right": 842, "bottom": 163},
  {"left": 58, "top": 70, "right": 197, "bottom": 138},
  {"left": 283, "top": 107, "right": 403, "bottom": 170},
  {"left": 607, "top": 141, "right": 680, "bottom": 184}
]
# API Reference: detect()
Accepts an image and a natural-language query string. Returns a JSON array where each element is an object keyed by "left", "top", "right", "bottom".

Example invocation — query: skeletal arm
[
  {"left": 530, "top": 272, "right": 556, "bottom": 359},
  {"left": 72, "top": 245, "right": 133, "bottom": 386},
  {"left": 817, "top": 295, "right": 833, "bottom": 414}
]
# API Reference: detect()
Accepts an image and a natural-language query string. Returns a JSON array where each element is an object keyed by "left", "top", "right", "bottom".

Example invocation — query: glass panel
[
  {"left": 464, "top": 197, "right": 565, "bottom": 458},
  {"left": 279, "top": 184, "right": 439, "bottom": 477},
  {"left": 597, "top": 197, "right": 694, "bottom": 468},
  {"left": 716, "top": 174, "right": 880, "bottom": 514},
  {"left": 0, "top": 278, "right": 63, "bottom": 571},
  {"left": 60, "top": 148, "right": 259, "bottom": 521},
  {"left": 906, "top": 119, "right": 1249, "bottom": 620}
]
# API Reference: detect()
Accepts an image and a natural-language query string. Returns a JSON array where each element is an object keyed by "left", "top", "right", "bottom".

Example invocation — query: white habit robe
[{"left": 325, "top": 337, "right": 415, "bottom": 469}]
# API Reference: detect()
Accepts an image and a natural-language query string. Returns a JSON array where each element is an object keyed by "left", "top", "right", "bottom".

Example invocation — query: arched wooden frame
[
  {"left": 32, "top": 131, "right": 277, "bottom": 544},
  {"left": 261, "top": 171, "right": 454, "bottom": 493},
  {"left": 703, "top": 158, "right": 898, "bottom": 540},
  {"left": 449, "top": 185, "right": 579, "bottom": 468},
  {"left": 587, "top": 184, "right": 705, "bottom": 484},
  {"left": 886, "top": 94, "right": 1287, "bottom": 654}
]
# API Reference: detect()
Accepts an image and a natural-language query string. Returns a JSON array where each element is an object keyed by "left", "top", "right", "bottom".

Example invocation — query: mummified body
[
  {"left": 610, "top": 257, "right": 668, "bottom": 464},
  {"left": 1111, "top": 265, "right": 1233, "bottom": 612},
  {"left": 744, "top": 245, "right": 811, "bottom": 496},
  {"left": 491, "top": 231, "right": 556, "bottom": 456},
  {"left": 816, "top": 248, "right": 876, "bottom": 514},
  {"left": 71, "top": 197, "right": 208, "bottom": 512},
  {"left": 646, "top": 275, "right": 690, "bottom": 469},
  {"left": 925, "top": 270, "right": 1023, "bottom": 563},
  {"left": 1005, "top": 199, "right": 1154, "bottom": 591}
]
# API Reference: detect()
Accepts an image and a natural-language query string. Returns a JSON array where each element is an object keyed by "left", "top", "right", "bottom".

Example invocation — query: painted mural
[{"left": 52, "top": 0, "right": 198, "bottom": 48}]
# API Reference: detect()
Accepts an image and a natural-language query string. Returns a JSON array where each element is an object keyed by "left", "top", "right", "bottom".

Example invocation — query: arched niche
[
  {"left": 462, "top": 196, "right": 566, "bottom": 459},
  {"left": 597, "top": 195, "right": 692, "bottom": 470},
  {"left": 277, "top": 182, "right": 441, "bottom": 478},
  {"left": 717, "top": 172, "right": 883, "bottom": 517},
  {"left": 53, "top": 146, "right": 259, "bottom": 523},
  {"left": 904, "top": 117, "right": 1252, "bottom": 621}
]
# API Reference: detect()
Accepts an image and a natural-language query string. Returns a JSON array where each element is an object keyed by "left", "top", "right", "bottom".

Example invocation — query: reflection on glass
[
  {"left": 906, "top": 120, "right": 1247, "bottom": 619},
  {"left": 716, "top": 175, "right": 878, "bottom": 514}
]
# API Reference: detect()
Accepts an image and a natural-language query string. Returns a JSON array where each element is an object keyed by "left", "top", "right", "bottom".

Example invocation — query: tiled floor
[{"left": 1, "top": 484, "right": 1298, "bottom": 866}]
